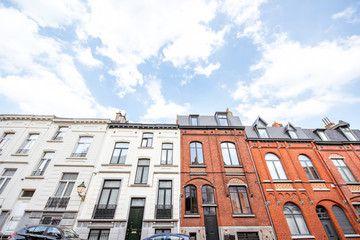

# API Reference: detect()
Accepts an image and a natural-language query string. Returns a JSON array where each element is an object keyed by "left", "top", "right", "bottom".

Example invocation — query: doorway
[
  {"left": 125, "top": 199, "right": 145, "bottom": 240},
  {"left": 203, "top": 207, "right": 219, "bottom": 240}
]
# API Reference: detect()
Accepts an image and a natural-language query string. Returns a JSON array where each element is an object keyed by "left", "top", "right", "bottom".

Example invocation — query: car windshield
[{"left": 62, "top": 229, "right": 78, "bottom": 238}]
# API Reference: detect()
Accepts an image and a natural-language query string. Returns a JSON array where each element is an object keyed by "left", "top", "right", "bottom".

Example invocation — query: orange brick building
[
  {"left": 246, "top": 117, "right": 360, "bottom": 240},
  {"left": 177, "top": 111, "right": 275, "bottom": 240}
]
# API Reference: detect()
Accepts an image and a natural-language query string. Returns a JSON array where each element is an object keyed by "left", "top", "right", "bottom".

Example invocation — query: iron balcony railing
[
  {"left": 45, "top": 197, "right": 70, "bottom": 209},
  {"left": 93, "top": 204, "right": 117, "bottom": 219},
  {"left": 155, "top": 204, "right": 172, "bottom": 219}
]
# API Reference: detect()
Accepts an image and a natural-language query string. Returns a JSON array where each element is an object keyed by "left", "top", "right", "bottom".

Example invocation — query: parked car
[
  {"left": 9, "top": 225, "right": 83, "bottom": 239},
  {"left": 144, "top": 233, "right": 190, "bottom": 240}
]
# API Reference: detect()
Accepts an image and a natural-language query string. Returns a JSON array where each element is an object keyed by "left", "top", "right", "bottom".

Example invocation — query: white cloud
[
  {"left": 12, "top": 0, "right": 87, "bottom": 28},
  {"left": 142, "top": 76, "right": 189, "bottom": 122},
  {"left": 332, "top": 7, "right": 360, "bottom": 23},
  {"left": 0, "top": 5, "right": 116, "bottom": 118},
  {"left": 75, "top": 46, "right": 102, "bottom": 67},
  {"left": 232, "top": 34, "right": 360, "bottom": 124},
  {"left": 194, "top": 62, "right": 221, "bottom": 77}
]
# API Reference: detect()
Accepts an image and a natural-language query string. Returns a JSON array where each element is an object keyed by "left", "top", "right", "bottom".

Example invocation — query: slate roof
[
  {"left": 303, "top": 128, "right": 360, "bottom": 142},
  {"left": 177, "top": 114, "right": 243, "bottom": 127},
  {"left": 245, "top": 125, "right": 311, "bottom": 140}
]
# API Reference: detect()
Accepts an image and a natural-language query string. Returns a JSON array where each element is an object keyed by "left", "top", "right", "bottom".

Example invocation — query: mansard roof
[{"left": 177, "top": 112, "right": 243, "bottom": 129}]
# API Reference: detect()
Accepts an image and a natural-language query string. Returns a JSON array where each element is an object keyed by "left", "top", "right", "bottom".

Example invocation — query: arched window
[
  {"left": 332, "top": 158, "right": 357, "bottom": 182},
  {"left": 202, "top": 185, "right": 215, "bottom": 204},
  {"left": 283, "top": 203, "right": 310, "bottom": 236},
  {"left": 190, "top": 142, "right": 204, "bottom": 165},
  {"left": 332, "top": 205, "right": 355, "bottom": 234},
  {"left": 221, "top": 142, "right": 239, "bottom": 165},
  {"left": 265, "top": 153, "right": 287, "bottom": 180},
  {"left": 298, "top": 155, "right": 320, "bottom": 180},
  {"left": 185, "top": 185, "right": 198, "bottom": 214}
]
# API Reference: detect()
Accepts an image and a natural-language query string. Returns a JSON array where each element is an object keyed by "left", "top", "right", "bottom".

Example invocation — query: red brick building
[
  {"left": 177, "top": 111, "right": 275, "bottom": 240},
  {"left": 246, "top": 117, "right": 360, "bottom": 240}
]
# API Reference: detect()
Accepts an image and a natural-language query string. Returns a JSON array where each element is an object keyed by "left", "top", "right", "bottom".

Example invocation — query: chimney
[
  {"left": 226, "top": 108, "right": 233, "bottom": 116},
  {"left": 115, "top": 111, "right": 127, "bottom": 123},
  {"left": 322, "top": 117, "right": 335, "bottom": 129},
  {"left": 272, "top": 122, "right": 283, "bottom": 127}
]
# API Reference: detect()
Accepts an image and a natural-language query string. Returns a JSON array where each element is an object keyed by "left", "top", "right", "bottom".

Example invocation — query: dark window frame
[
  {"left": 283, "top": 203, "right": 310, "bottom": 236},
  {"left": 201, "top": 185, "right": 215, "bottom": 204},
  {"left": 141, "top": 133, "right": 153, "bottom": 147},
  {"left": 185, "top": 185, "right": 198, "bottom": 215},
  {"left": 161, "top": 143, "right": 173, "bottom": 165},
  {"left": 71, "top": 136, "right": 93, "bottom": 158},
  {"left": 134, "top": 159, "right": 150, "bottom": 184},
  {"left": 52, "top": 126, "right": 68, "bottom": 141},
  {"left": 298, "top": 155, "right": 320, "bottom": 180},
  {"left": 190, "top": 142, "right": 204, "bottom": 165},
  {"left": 110, "top": 142, "right": 129, "bottom": 164},
  {"left": 221, "top": 142, "right": 240, "bottom": 166},
  {"left": 265, "top": 153, "right": 288, "bottom": 180},
  {"left": 229, "top": 186, "right": 252, "bottom": 214}
]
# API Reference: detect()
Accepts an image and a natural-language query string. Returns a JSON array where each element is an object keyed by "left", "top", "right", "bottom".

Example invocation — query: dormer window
[
  {"left": 217, "top": 114, "right": 228, "bottom": 126},
  {"left": 258, "top": 128, "right": 269, "bottom": 138},
  {"left": 285, "top": 123, "right": 298, "bottom": 139},
  {"left": 190, "top": 115, "right": 198, "bottom": 126},
  {"left": 288, "top": 130, "right": 298, "bottom": 139},
  {"left": 317, "top": 130, "right": 329, "bottom": 141},
  {"left": 340, "top": 127, "right": 357, "bottom": 141}
]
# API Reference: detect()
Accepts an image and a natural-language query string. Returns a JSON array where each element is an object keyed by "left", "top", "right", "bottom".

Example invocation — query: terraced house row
[{"left": 0, "top": 111, "right": 359, "bottom": 240}]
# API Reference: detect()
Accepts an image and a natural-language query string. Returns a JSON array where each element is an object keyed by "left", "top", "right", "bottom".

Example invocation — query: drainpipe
[{"left": 246, "top": 141, "right": 277, "bottom": 240}]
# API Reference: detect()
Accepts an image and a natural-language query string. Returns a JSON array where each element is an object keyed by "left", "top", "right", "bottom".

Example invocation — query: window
[
  {"left": 20, "top": 190, "right": 35, "bottom": 198},
  {"left": 0, "top": 133, "right": 14, "bottom": 151},
  {"left": 71, "top": 136, "right": 92, "bottom": 157},
  {"left": 217, "top": 114, "right": 228, "bottom": 126},
  {"left": 265, "top": 153, "right": 287, "bottom": 180},
  {"left": 189, "top": 233, "right": 197, "bottom": 240},
  {"left": 283, "top": 203, "right": 310, "bottom": 236},
  {"left": 185, "top": 185, "right": 198, "bottom": 214},
  {"left": 40, "top": 217, "right": 60, "bottom": 225},
  {"left": 156, "top": 180, "right": 172, "bottom": 219},
  {"left": 341, "top": 127, "right": 357, "bottom": 141},
  {"left": 317, "top": 131, "right": 329, "bottom": 141},
  {"left": 190, "top": 116, "right": 198, "bottom": 126},
  {"left": 221, "top": 142, "right": 240, "bottom": 165},
  {"left": 237, "top": 232, "right": 259, "bottom": 240},
  {"left": 110, "top": 142, "right": 129, "bottom": 164},
  {"left": 288, "top": 130, "right": 298, "bottom": 139},
  {"left": 88, "top": 229, "right": 110, "bottom": 240},
  {"left": 32, "top": 152, "right": 54, "bottom": 176},
  {"left": 202, "top": 185, "right": 215, "bottom": 204},
  {"left": 155, "top": 229, "right": 171, "bottom": 234},
  {"left": 52, "top": 127, "right": 68, "bottom": 141},
  {"left": 229, "top": 186, "right": 251, "bottom": 214},
  {"left": 332, "top": 158, "right": 356, "bottom": 182},
  {"left": 141, "top": 133, "right": 153, "bottom": 147},
  {"left": 299, "top": 155, "right": 320, "bottom": 180},
  {"left": 161, "top": 143, "right": 173, "bottom": 165},
  {"left": 54, "top": 173, "right": 78, "bottom": 197},
  {"left": 258, "top": 128, "right": 269, "bottom": 138},
  {"left": 190, "top": 142, "right": 204, "bottom": 165},
  {"left": 94, "top": 180, "right": 121, "bottom": 219},
  {"left": 333, "top": 205, "right": 356, "bottom": 234},
  {"left": 353, "top": 204, "right": 360, "bottom": 216},
  {"left": 16, "top": 134, "right": 38, "bottom": 154},
  {"left": 135, "top": 159, "right": 150, "bottom": 184},
  {"left": 0, "top": 169, "right": 16, "bottom": 194}
]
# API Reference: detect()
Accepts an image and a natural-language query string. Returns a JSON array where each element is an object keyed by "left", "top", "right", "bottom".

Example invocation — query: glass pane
[
  {"left": 196, "top": 147, "right": 203, "bottom": 164},
  {"left": 138, "top": 159, "right": 150, "bottom": 165},
  {"left": 117, "top": 142, "right": 129, "bottom": 148},
  {"left": 230, "top": 192, "right": 241, "bottom": 213},
  {"left": 342, "top": 168, "right": 356, "bottom": 182},
  {"left": 108, "top": 189, "right": 119, "bottom": 204},
  {"left": 147, "top": 138, "right": 153, "bottom": 147},
  {"left": 159, "top": 181, "right": 172, "bottom": 188},
  {"left": 135, "top": 167, "right": 143, "bottom": 183},
  {"left": 229, "top": 148, "right": 239, "bottom": 165},
  {"left": 142, "top": 167, "right": 149, "bottom": 183},
  {"left": 131, "top": 198, "right": 145, "bottom": 206},
  {"left": 89, "top": 230, "right": 100, "bottom": 240},
  {"left": 274, "top": 161, "right": 287, "bottom": 179},
  {"left": 167, "top": 150, "right": 173, "bottom": 164},
  {"left": 258, "top": 129, "right": 269, "bottom": 138},
  {"left": 190, "top": 148, "right": 196, "bottom": 164},
  {"left": 119, "top": 149, "right": 128, "bottom": 164},
  {"left": 3, "top": 169, "right": 16, "bottom": 176},
  {"left": 161, "top": 150, "right": 167, "bottom": 164},
  {"left": 43, "top": 152, "right": 54, "bottom": 159},
  {"left": 239, "top": 192, "right": 251, "bottom": 213},
  {"left": 294, "top": 215, "right": 310, "bottom": 234},
  {"left": 163, "top": 143, "right": 172, "bottom": 149},
  {"left": 333, "top": 206, "right": 355, "bottom": 234},
  {"left": 55, "top": 182, "right": 66, "bottom": 196},
  {"left": 266, "top": 161, "right": 279, "bottom": 179},
  {"left": 80, "top": 137, "right": 92, "bottom": 143},
  {"left": 285, "top": 216, "right": 300, "bottom": 235},
  {"left": 111, "top": 149, "right": 121, "bottom": 163},
  {"left": 62, "top": 173, "right": 78, "bottom": 180},
  {"left": 104, "top": 180, "right": 121, "bottom": 188},
  {"left": 99, "top": 189, "right": 110, "bottom": 204},
  {"left": 63, "top": 182, "right": 74, "bottom": 196},
  {"left": 309, "top": 167, "right": 320, "bottom": 180},
  {"left": 165, "top": 189, "right": 171, "bottom": 205},
  {"left": 158, "top": 190, "right": 164, "bottom": 205}
]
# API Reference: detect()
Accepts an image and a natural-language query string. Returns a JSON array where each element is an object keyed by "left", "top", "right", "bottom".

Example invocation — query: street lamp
[{"left": 77, "top": 181, "right": 86, "bottom": 201}]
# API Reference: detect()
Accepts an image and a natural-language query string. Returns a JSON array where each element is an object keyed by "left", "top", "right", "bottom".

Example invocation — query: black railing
[
  {"left": 156, "top": 204, "right": 172, "bottom": 219},
  {"left": 45, "top": 197, "right": 70, "bottom": 209},
  {"left": 71, "top": 152, "right": 87, "bottom": 158},
  {"left": 32, "top": 170, "right": 45, "bottom": 176},
  {"left": 93, "top": 204, "right": 117, "bottom": 219}
]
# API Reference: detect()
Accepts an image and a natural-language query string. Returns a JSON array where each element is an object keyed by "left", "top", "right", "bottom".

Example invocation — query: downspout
[{"left": 246, "top": 141, "right": 277, "bottom": 240}]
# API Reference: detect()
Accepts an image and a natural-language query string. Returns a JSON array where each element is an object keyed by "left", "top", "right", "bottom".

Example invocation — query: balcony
[
  {"left": 71, "top": 152, "right": 87, "bottom": 158},
  {"left": 156, "top": 204, "right": 172, "bottom": 219},
  {"left": 93, "top": 204, "right": 117, "bottom": 219},
  {"left": 45, "top": 197, "right": 70, "bottom": 209},
  {"left": 31, "top": 170, "right": 45, "bottom": 176}
]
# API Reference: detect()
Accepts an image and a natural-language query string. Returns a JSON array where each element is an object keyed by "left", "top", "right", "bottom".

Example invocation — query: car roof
[{"left": 146, "top": 233, "right": 190, "bottom": 238}]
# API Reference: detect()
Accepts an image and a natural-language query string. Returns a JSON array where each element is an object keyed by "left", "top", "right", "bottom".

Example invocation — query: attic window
[
  {"left": 217, "top": 114, "right": 228, "bottom": 126},
  {"left": 258, "top": 128, "right": 269, "bottom": 138},
  {"left": 317, "top": 131, "right": 329, "bottom": 141},
  {"left": 340, "top": 127, "right": 357, "bottom": 141},
  {"left": 190, "top": 116, "right": 198, "bottom": 126},
  {"left": 288, "top": 130, "right": 298, "bottom": 139}
]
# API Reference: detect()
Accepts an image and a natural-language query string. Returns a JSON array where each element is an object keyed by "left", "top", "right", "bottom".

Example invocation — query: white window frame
[
  {"left": 52, "top": 127, "right": 68, "bottom": 141},
  {"left": 332, "top": 158, "right": 357, "bottom": 182},
  {"left": 54, "top": 173, "right": 78, "bottom": 197},
  {"left": 340, "top": 127, "right": 357, "bottom": 141},
  {"left": 16, "top": 134, "right": 39, "bottom": 154},
  {"left": 32, "top": 152, "right": 54, "bottom": 176},
  {"left": 0, "top": 133, "right": 14, "bottom": 151},
  {"left": 265, "top": 153, "right": 287, "bottom": 180},
  {"left": 71, "top": 136, "right": 92, "bottom": 157},
  {"left": 0, "top": 169, "right": 16, "bottom": 194},
  {"left": 161, "top": 143, "right": 173, "bottom": 165}
]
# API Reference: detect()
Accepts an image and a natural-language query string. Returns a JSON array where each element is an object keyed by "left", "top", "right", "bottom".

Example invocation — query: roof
[
  {"left": 177, "top": 113, "right": 243, "bottom": 128},
  {"left": 303, "top": 128, "right": 360, "bottom": 143}
]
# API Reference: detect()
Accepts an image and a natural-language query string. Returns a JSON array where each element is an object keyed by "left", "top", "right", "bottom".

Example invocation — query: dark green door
[{"left": 126, "top": 199, "right": 145, "bottom": 240}]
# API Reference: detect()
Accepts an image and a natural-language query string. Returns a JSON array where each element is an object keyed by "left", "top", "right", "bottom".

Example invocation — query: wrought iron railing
[
  {"left": 45, "top": 197, "right": 70, "bottom": 209},
  {"left": 155, "top": 204, "right": 172, "bottom": 219},
  {"left": 93, "top": 204, "right": 117, "bottom": 219}
]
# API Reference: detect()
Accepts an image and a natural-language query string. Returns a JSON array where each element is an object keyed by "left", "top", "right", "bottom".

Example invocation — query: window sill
[
  {"left": 25, "top": 176, "right": 44, "bottom": 179},
  {"left": 308, "top": 180, "right": 325, "bottom": 183},
  {"left": 130, "top": 184, "right": 150, "bottom": 187},
  {"left": 154, "top": 164, "right": 178, "bottom": 167},
  {"left": 202, "top": 204, "right": 217, "bottom": 207},
  {"left": 184, "top": 215, "right": 200, "bottom": 218},
  {"left": 190, "top": 165, "right": 206, "bottom": 168},
  {"left": 11, "top": 154, "right": 29, "bottom": 157},
  {"left": 190, "top": 173, "right": 207, "bottom": 176},
  {"left": 313, "top": 189, "right": 330, "bottom": 192},
  {"left": 273, "top": 180, "right": 292, "bottom": 183},
  {"left": 138, "top": 147, "right": 154, "bottom": 149},
  {"left": 102, "top": 164, "right": 132, "bottom": 167},
  {"left": 345, "top": 234, "right": 360, "bottom": 238},
  {"left": 232, "top": 214, "right": 255, "bottom": 218},
  {"left": 18, "top": 197, "right": 32, "bottom": 200},
  {"left": 224, "top": 165, "right": 243, "bottom": 168},
  {"left": 291, "top": 235, "right": 315, "bottom": 239},
  {"left": 346, "top": 182, "right": 360, "bottom": 185},
  {"left": 47, "top": 140, "right": 63, "bottom": 143},
  {"left": 66, "top": 157, "right": 87, "bottom": 160}
]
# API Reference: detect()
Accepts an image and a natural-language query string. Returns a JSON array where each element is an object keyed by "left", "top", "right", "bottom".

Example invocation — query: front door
[
  {"left": 203, "top": 207, "right": 219, "bottom": 240},
  {"left": 126, "top": 199, "right": 145, "bottom": 240},
  {"left": 316, "top": 206, "right": 339, "bottom": 240}
]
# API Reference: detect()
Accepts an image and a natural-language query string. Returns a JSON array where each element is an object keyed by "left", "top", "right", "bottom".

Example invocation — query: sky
[{"left": 0, "top": 0, "right": 360, "bottom": 129}]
